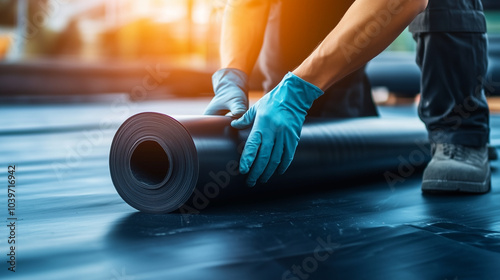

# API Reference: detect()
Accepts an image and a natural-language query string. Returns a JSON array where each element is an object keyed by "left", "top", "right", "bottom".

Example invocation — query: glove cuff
[
  {"left": 212, "top": 68, "right": 249, "bottom": 96},
  {"left": 283, "top": 72, "right": 324, "bottom": 108}
]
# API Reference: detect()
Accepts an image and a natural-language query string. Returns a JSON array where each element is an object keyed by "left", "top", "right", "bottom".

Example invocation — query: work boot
[{"left": 422, "top": 143, "right": 490, "bottom": 193}]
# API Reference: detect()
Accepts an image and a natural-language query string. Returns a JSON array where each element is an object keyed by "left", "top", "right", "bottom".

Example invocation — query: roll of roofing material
[
  {"left": 109, "top": 113, "right": 430, "bottom": 214},
  {"left": 366, "top": 53, "right": 421, "bottom": 97}
]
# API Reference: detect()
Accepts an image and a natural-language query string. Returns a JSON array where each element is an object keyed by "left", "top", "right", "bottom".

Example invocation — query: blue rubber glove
[
  {"left": 231, "top": 72, "right": 324, "bottom": 187},
  {"left": 204, "top": 68, "right": 249, "bottom": 117}
]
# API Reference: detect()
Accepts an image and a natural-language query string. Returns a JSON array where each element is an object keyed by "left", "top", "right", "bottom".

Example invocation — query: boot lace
[{"left": 442, "top": 143, "right": 466, "bottom": 161}]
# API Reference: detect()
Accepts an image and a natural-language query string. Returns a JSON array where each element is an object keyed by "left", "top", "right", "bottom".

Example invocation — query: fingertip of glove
[
  {"left": 231, "top": 110, "right": 246, "bottom": 118},
  {"left": 225, "top": 110, "right": 244, "bottom": 119},
  {"left": 231, "top": 119, "right": 243, "bottom": 128},
  {"left": 246, "top": 180, "right": 256, "bottom": 187},
  {"left": 239, "top": 165, "right": 249, "bottom": 174},
  {"left": 277, "top": 166, "right": 289, "bottom": 175}
]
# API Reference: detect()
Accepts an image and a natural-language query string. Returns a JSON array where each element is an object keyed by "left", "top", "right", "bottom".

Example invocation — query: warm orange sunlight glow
[{"left": 1, "top": 0, "right": 224, "bottom": 68}]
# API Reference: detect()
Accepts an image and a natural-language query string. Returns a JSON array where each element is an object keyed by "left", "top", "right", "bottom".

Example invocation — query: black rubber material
[{"left": 109, "top": 113, "right": 431, "bottom": 213}]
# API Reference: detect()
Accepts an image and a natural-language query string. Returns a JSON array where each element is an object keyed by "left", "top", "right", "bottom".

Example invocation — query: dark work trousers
[
  {"left": 409, "top": 0, "right": 490, "bottom": 146},
  {"left": 257, "top": 0, "right": 379, "bottom": 118}
]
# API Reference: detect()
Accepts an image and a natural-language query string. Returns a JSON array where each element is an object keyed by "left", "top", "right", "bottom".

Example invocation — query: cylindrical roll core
[{"left": 130, "top": 140, "right": 171, "bottom": 187}]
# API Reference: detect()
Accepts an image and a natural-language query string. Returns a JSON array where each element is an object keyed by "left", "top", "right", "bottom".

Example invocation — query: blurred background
[
  {"left": 0, "top": 0, "right": 223, "bottom": 65},
  {"left": 0, "top": 0, "right": 499, "bottom": 101}
]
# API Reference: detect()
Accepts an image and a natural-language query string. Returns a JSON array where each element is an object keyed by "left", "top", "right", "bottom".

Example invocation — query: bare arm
[
  {"left": 220, "top": 0, "right": 272, "bottom": 75},
  {"left": 293, "top": 0, "right": 428, "bottom": 91}
]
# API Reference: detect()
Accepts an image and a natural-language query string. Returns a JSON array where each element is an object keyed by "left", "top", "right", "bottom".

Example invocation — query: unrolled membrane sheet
[{"left": 109, "top": 113, "right": 431, "bottom": 213}]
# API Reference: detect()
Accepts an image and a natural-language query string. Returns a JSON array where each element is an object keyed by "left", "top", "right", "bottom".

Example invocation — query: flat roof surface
[{"left": 1, "top": 97, "right": 499, "bottom": 280}]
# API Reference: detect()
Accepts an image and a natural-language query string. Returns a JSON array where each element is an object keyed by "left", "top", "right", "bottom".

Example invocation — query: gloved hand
[
  {"left": 231, "top": 72, "right": 324, "bottom": 186},
  {"left": 204, "top": 68, "right": 249, "bottom": 117}
]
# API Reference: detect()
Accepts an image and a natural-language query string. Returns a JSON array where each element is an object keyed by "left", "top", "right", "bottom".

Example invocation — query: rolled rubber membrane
[{"left": 110, "top": 113, "right": 430, "bottom": 213}]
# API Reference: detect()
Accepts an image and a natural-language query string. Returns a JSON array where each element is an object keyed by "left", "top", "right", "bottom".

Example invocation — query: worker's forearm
[
  {"left": 220, "top": 0, "right": 271, "bottom": 75},
  {"left": 293, "top": 0, "right": 428, "bottom": 91}
]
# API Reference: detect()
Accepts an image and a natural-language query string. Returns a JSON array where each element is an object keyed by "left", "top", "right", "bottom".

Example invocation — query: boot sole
[{"left": 422, "top": 168, "right": 491, "bottom": 194}]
